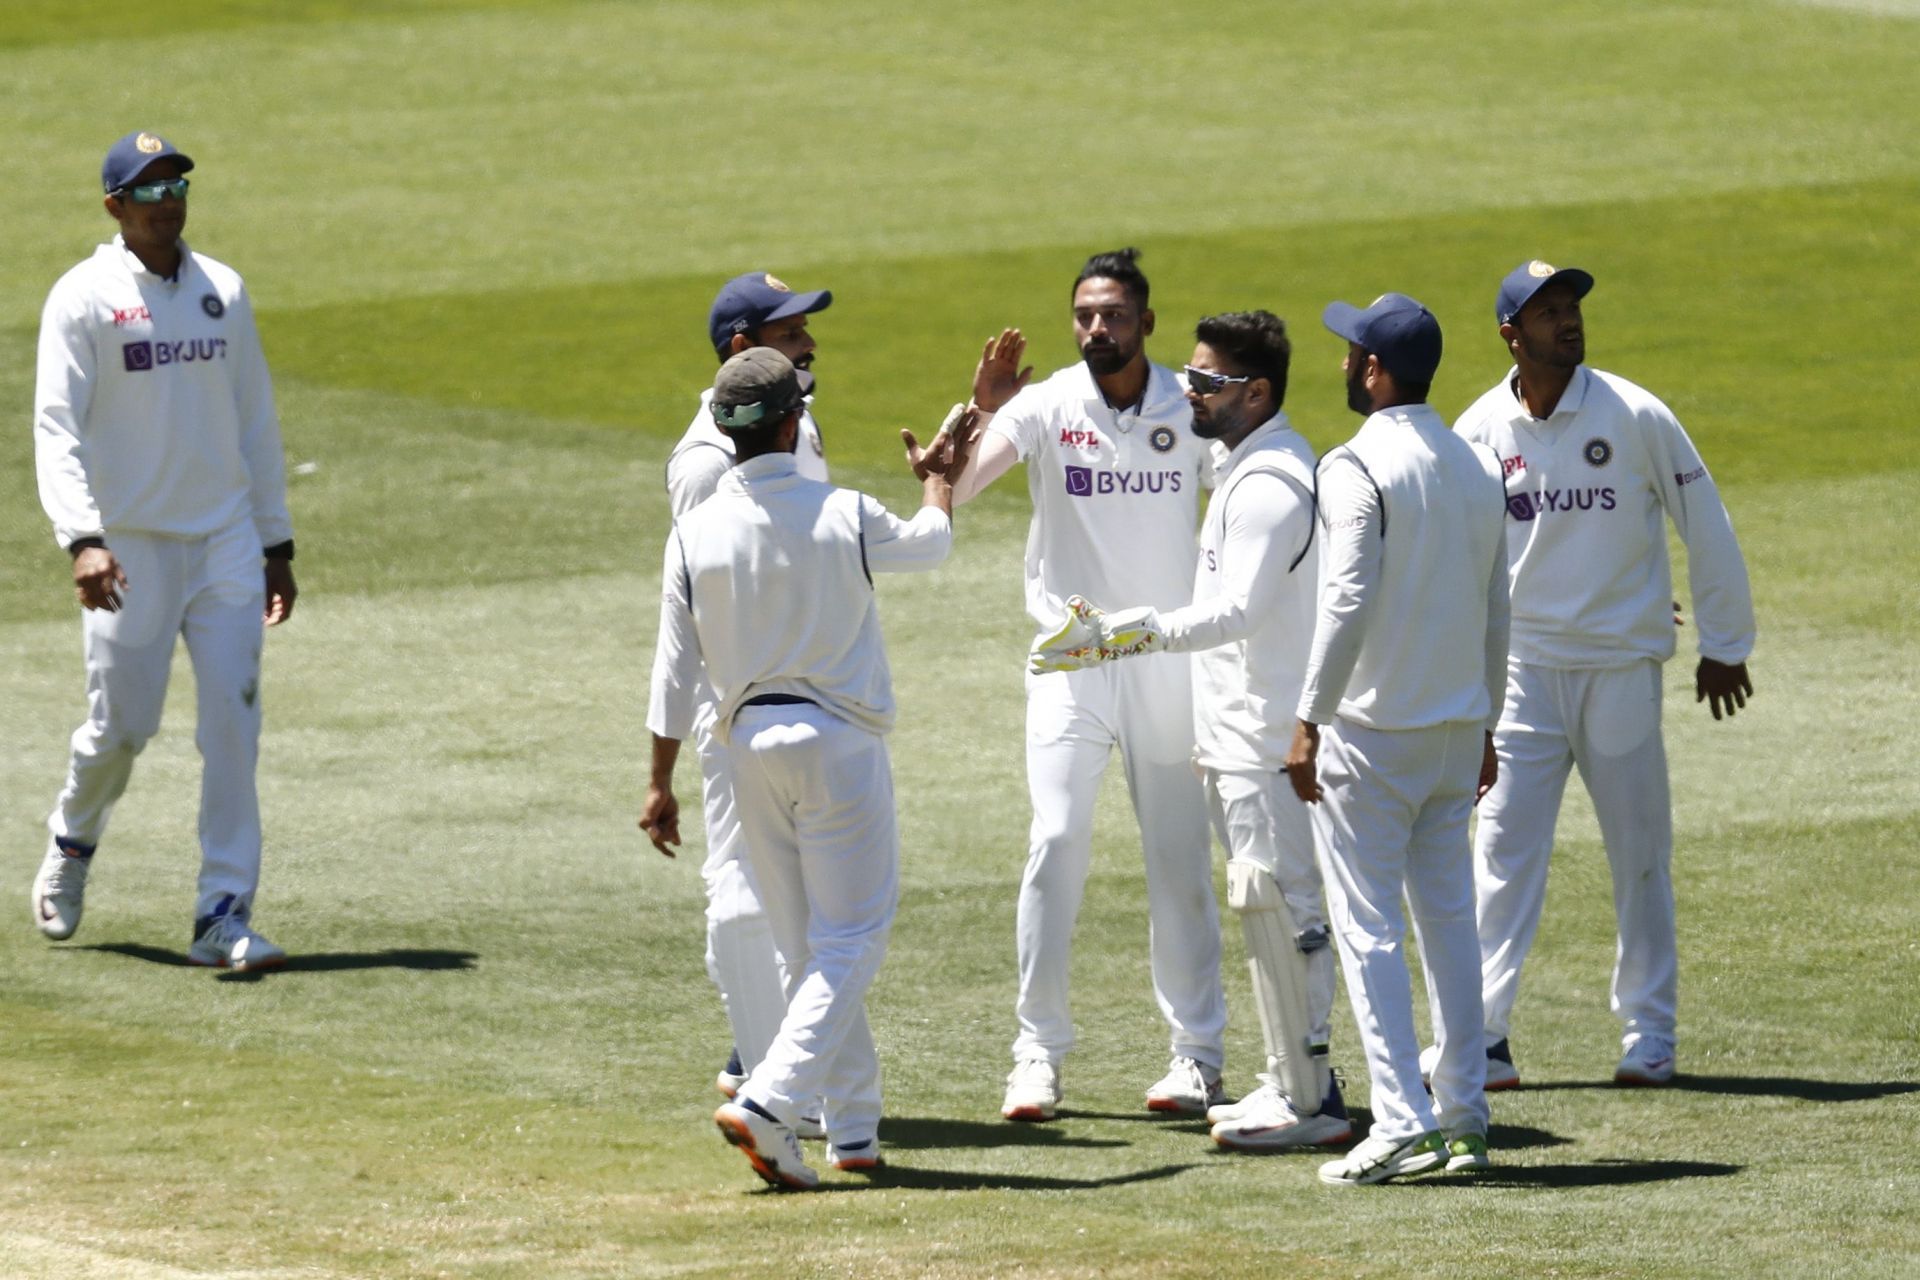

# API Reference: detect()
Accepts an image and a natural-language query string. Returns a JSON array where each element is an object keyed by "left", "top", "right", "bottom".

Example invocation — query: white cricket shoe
[
  {"left": 1614, "top": 1035, "right": 1676, "bottom": 1086},
  {"left": 794, "top": 1113, "right": 827, "bottom": 1141},
  {"left": 187, "top": 907, "right": 287, "bottom": 972},
  {"left": 827, "top": 1137, "right": 883, "bottom": 1172},
  {"left": 32, "top": 839, "right": 93, "bottom": 941},
  {"left": 1208, "top": 1074, "right": 1280, "bottom": 1125},
  {"left": 1212, "top": 1074, "right": 1352, "bottom": 1150},
  {"left": 716, "top": 1049, "right": 748, "bottom": 1099},
  {"left": 1420, "top": 1037, "right": 1521, "bottom": 1091},
  {"left": 1317, "top": 1130, "right": 1448, "bottom": 1186},
  {"left": 1001, "top": 1057, "right": 1061, "bottom": 1122},
  {"left": 1145, "top": 1055, "right": 1225, "bottom": 1115},
  {"left": 714, "top": 1101, "right": 818, "bottom": 1189}
]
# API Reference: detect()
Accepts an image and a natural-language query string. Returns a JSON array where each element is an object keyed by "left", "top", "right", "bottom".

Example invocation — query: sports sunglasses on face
[
  {"left": 118, "top": 177, "right": 190, "bottom": 204},
  {"left": 1181, "top": 365, "right": 1253, "bottom": 396}
]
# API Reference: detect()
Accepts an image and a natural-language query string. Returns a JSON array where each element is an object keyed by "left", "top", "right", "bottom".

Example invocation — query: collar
[
  {"left": 1367, "top": 402, "right": 1444, "bottom": 433},
  {"left": 1218, "top": 410, "right": 1295, "bottom": 476},
  {"left": 1072, "top": 359, "right": 1185, "bottom": 417},
  {"left": 112, "top": 232, "right": 189, "bottom": 284},
  {"left": 729, "top": 451, "right": 802, "bottom": 485},
  {"left": 1505, "top": 364, "right": 1591, "bottom": 422}
]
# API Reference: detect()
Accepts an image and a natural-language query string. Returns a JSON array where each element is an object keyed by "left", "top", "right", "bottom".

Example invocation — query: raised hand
[{"left": 972, "top": 328, "right": 1033, "bottom": 413}]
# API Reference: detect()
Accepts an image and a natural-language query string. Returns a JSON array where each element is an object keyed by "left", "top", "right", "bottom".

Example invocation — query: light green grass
[{"left": 2, "top": 0, "right": 1917, "bottom": 1276}]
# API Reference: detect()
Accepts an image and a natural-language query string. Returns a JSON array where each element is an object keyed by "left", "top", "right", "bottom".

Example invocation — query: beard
[
  {"left": 1345, "top": 359, "right": 1372, "bottom": 415},
  {"left": 1190, "top": 403, "right": 1243, "bottom": 440},
  {"left": 1080, "top": 340, "right": 1129, "bottom": 376},
  {"left": 1523, "top": 330, "right": 1583, "bottom": 370}
]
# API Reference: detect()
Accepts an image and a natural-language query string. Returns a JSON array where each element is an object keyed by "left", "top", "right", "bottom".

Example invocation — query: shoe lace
[
  {"left": 45, "top": 854, "right": 90, "bottom": 895},
  {"left": 1008, "top": 1058, "right": 1055, "bottom": 1089}
]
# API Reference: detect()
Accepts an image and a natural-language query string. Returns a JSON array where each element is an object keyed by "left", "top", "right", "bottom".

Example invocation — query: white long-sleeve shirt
[
  {"left": 1454, "top": 366, "right": 1755, "bottom": 668},
  {"left": 1147, "top": 413, "right": 1318, "bottom": 772},
  {"left": 1297, "top": 403, "right": 1510, "bottom": 733},
  {"left": 647, "top": 453, "right": 952, "bottom": 745},
  {"left": 986, "top": 361, "right": 1208, "bottom": 630},
  {"left": 34, "top": 236, "right": 291, "bottom": 551},
  {"left": 664, "top": 387, "right": 828, "bottom": 519}
]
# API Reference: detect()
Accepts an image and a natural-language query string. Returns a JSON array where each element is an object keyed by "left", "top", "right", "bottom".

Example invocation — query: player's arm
[
  {"left": 642, "top": 532, "right": 702, "bottom": 855},
  {"left": 229, "top": 284, "right": 298, "bottom": 625},
  {"left": 1286, "top": 455, "right": 1382, "bottom": 803},
  {"left": 948, "top": 329, "right": 1031, "bottom": 504},
  {"left": 865, "top": 416, "right": 977, "bottom": 571},
  {"left": 1646, "top": 405, "right": 1756, "bottom": 717},
  {"left": 34, "top": 281, "right": 127, "bottom": 612},
  {"left": 1479, "top": 515, "right": 1511, "bottom": 802},
  {"left": 665, "top": 443, "right": 731, "bottom": 519}
]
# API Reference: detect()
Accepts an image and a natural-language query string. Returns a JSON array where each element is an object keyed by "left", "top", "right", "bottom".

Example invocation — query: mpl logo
[
  {"left": 111, "top": 306, "right": 152, "bottom": 328},
  {"left": 1058, "top": 427, "right": 1101, "bottom": 452}
]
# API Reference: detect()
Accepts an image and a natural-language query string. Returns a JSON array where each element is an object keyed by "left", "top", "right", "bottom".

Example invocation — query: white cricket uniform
[
  {"left": 1454, "top": 366, "right": 1755, "bottom": 1049},
  {"left": 987, "top": 360, "right": 1224, "bottom": 1070},
  {"left": 648, "top": 452, "right": 951, "bottom": 1149},
  {"left": 1296, "top": 402, "right": 1509, "bottom": 1143},
  {"left": 664, "top": 390, "right": 830, "bottom": 1077},
  {"left": 34, "top": 234, "right": 291, "bottom": 923},
  {"left": 1149, "top": 414, "right": 1335, "bottom": 1051}
]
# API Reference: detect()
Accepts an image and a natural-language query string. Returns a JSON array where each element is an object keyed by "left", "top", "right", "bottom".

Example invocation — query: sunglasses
[
  {"left": 1182, "top": 365, "right": 1252, "bottom": 396},
  {"left": 117, "top": 177, "right": 190, "bottom": 204}
]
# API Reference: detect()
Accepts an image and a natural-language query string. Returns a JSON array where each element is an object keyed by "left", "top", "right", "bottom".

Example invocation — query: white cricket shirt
[
  {"left": 1154, "top": 413, "right": 1318, "bottom": 772},
  {"left": 1454, "top": 366, "right": 1755, "bottom": 668},
  {"left": 648, "top": 453, "right": 952, "bottom": 745},
  {"left": 1297, "top": 403, "right": 1511, "bottom": 733},
  {"left": 665, "top": 387, "right": 828, "bottom": 519},
  {"left": 34, "top": 236, "right": 292, "bottom": 550},
  {"left": 986, "top": 361, "right": 1208, "bottom": 629}
]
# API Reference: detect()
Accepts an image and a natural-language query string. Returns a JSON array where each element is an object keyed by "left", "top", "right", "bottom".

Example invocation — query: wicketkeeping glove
[{"left": 1029, "top": 596, "right": 1166, "bottom": 674}]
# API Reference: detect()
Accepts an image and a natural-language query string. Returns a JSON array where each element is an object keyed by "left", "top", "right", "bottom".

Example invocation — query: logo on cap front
[
  {"left": 1528, "top": 260, "right": 1556, "bottom": 278},
  {"left": 763, "top": 274, "right": 791, "bottom": 292},
  {"left": 136, "top": 132, "right": 165, "bottom": 154}
]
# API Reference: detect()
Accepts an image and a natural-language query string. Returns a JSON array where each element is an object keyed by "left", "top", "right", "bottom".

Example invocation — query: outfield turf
[{"left": 3, "top": 2, "right": 1918, "bottom": 1277}]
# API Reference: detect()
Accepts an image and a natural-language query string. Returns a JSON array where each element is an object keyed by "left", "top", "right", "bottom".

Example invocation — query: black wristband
[
  {"left": 68, "top": 536, "right": 107, "bottom": 558},
  {"left": 263, "top": 539, "right": 295, "bottom": 562}
]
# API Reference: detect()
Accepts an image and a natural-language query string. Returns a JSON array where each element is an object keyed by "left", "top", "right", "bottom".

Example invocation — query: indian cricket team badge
[
  {"left": 136, "top": 132, "right": 165, "bottom": 154},
  {"left": 201, "top": 294, "right": 225, "bottom": 319},
  {"left": 1148, "top": 425, "right": 1176, "bottom": 453},
  {"left": 764, "top": 274, "right": 790, "bottom": 292},
  {"left": 1529, "top": 260, "right": 1557, "bottom": 277},
  {"left": 1583, "top": 437, "right": 1613, "bottom": 467}
]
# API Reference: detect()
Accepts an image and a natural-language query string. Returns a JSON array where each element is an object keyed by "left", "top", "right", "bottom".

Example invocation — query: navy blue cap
[
  {"left": 1496, "top": 260, "right": 1594, "bottom": 325},
  {"left": 1322, "top": 292, "right": 1443, "bottom": 385},
  {"left": 707, "top": 272, "right": 832, "bottom": 358},
  {"left": 102, "top": 130, "right": 194, "bottom": 194}
]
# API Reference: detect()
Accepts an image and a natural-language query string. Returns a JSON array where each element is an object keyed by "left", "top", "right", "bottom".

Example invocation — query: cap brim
[
  {"left": 1321, "top": 301, "right": 1368, "bottom": 344},
  {"left": 761, "top": 288, "right": 832, "bottom": 324}
]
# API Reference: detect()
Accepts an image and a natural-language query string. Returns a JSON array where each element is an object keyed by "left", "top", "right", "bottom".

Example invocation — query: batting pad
[{"left": 1227, "top": 858, "right": 1321, "bottom": 1113}]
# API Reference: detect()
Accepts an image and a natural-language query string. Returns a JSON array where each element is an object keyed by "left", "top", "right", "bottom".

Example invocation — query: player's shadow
[
  {"left": 76, "top": 942, "right": 478, "bottom": 979},
  {"left": 1522, "top": 1075, "right": 1918, "bottom": 1103},
  {"left": 1404, "top": 1158, "right": 1743, "bottom": 1190},
  {"left": 879, "top": 1116, "right": 1126, "bottom": 1151},
  {"left": 792, "top": 1162, "right": 1200, "bottom": 1194}
]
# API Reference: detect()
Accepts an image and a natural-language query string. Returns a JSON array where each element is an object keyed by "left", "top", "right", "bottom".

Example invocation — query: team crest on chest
[
  {"left": 1148, "top": 425, "right": 1176, "bottom": 454},
  {"left": 1582, "top": 437, "right": 1613, "bottom": 467},
  {"left": 201, "top": 294, "right": 225, "bottom": 319}
]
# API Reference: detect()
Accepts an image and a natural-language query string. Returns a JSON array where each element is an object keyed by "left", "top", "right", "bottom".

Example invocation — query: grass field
[{"left": 3, "top": 2, "right": 1918, "bottom": 1277}]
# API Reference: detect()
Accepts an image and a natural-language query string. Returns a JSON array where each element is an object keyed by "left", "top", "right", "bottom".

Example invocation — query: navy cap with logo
[
  {"left": 708, "top": 272, "right": 832, "bottom": 359},
  {"left": 1496, "top": 260, "right": 1594, "bottom": 326},
  {"left": 102, "top": 130, "right": 194, "bottom": 194},
  {"left": 710, "top": 347, "right": 805, "bottom": 431},
  {"left": 1322, "top": 292, "right": 1444, "bottom": 385}
]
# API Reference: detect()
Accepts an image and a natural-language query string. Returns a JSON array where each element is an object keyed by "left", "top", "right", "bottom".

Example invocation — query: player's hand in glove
[
  {"left": 1695, "top": 657, "right": 1753, "bottom": 721},
  {"left": 1029, "top": 596, "right": 1167, "bottom": 674}
]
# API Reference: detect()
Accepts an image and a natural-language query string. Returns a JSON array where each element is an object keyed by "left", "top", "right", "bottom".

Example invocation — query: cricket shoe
[
  {"left": 827, "top": 1138, "right": 884, "bottom": 1172},
  {"left": 1002, "top": 1056, "right": 1061, "bottom": 1122},
  {"left": 1317, "top": 1130, "right": 1449, "bottom": 1187},
  {"left": 187, "top": 898, "right": 287, "bottom": 972},
  {"left": 1207, "top": 1073, "right": 1280, "bottom": 1126},
  {"left": 1614, "top": 1035, "right": 1676, "bottom": 1086},
  {"left": 1420, "top": 1037, "right": 1521, "bottom": 1091},
  {"left": 1212, "top": 1074, "right": 1351, "bottom": 1150},
  {"left": 1145, "top": 1055, "right": 1225, "bottom": 1115},
  {"left": 714, "top": 1101, "right": 818, "bottom": 1190},
  {"left": 716, "top": 1048, "right": 747, "bottom": 1098},
  {"left": 1445, "top": 1131, "right": 1491, "bottom": 1172},
  {"left": 32, "top": 837, "right": 94, "bottom": 941}
]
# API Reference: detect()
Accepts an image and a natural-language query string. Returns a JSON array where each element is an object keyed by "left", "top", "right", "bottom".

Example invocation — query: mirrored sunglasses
[
  {"left": 120, "top": 177, "right": 190, "bottom": 204},
  {"left": 1182, "top": 365, "right": 1252, "bottom": 396}
]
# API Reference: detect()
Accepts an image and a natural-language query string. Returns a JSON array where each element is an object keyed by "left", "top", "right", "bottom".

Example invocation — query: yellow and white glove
[{"left": 1029, "top": 596, "right": 1165, "bottom": 674}]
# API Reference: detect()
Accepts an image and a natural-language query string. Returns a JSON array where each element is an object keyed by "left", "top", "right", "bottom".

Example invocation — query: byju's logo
[
  {"left": 1507, "top": 493, "right": 1538, "bottom": 522},
  {"left": 123, "top": 341, "right": 153, "bottom": 371},
  {"left": 1063, "top": 465, "right": 1183, "bottom": 498},
  {"left": 1065, "top": 465, "right": 1094, "bottom": 496},
  {"left": 121, "top": 338, "right": 228, "bottom": 373}
]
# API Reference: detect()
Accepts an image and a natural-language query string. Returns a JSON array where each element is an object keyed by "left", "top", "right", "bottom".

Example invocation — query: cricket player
[
  {"left": 664, "top": 272, "right": 832, "bottom": 1111},
  {"left": 641, "top": 348, "right": 972, "bottom": 1189},
  {"left": 1030, "top": 310, "right": 1351, "bottom": 1150},
  {"left": 1439, "top": 261, "right": 1756, "bottom": 1088},
  {"left": 1285, "top": 293, "right": 1509, "bottom": 1186},
  {"left": 950, "top": 248, "right": 1226, "bottom": 1120},
  {"left": 31, "top": 130, "right": 297, "bottom": 971}
]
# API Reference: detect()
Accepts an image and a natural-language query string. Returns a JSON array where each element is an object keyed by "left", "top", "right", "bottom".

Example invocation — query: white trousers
[
  {"left": 48, "top": 523, "right": 266, "bottom": 922},
  {"left": 1013, "top": 654, "right": 1224, "bottom": 1068},
  {"left": 1311, "top": 718, "right": 1488, "bottom": 1143},
  {"left": 1204, "top": 767, "right": 1336, "bottom": 1050},
  {"left": 1474, "top": 658, "right": 1675, "bottom": 1046},
  {"left": 692, "top": 706, "right": 790, "bottom": 1076},
  {"left": 728, "top": 704, "right": 898, "bottom": 1149}
]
